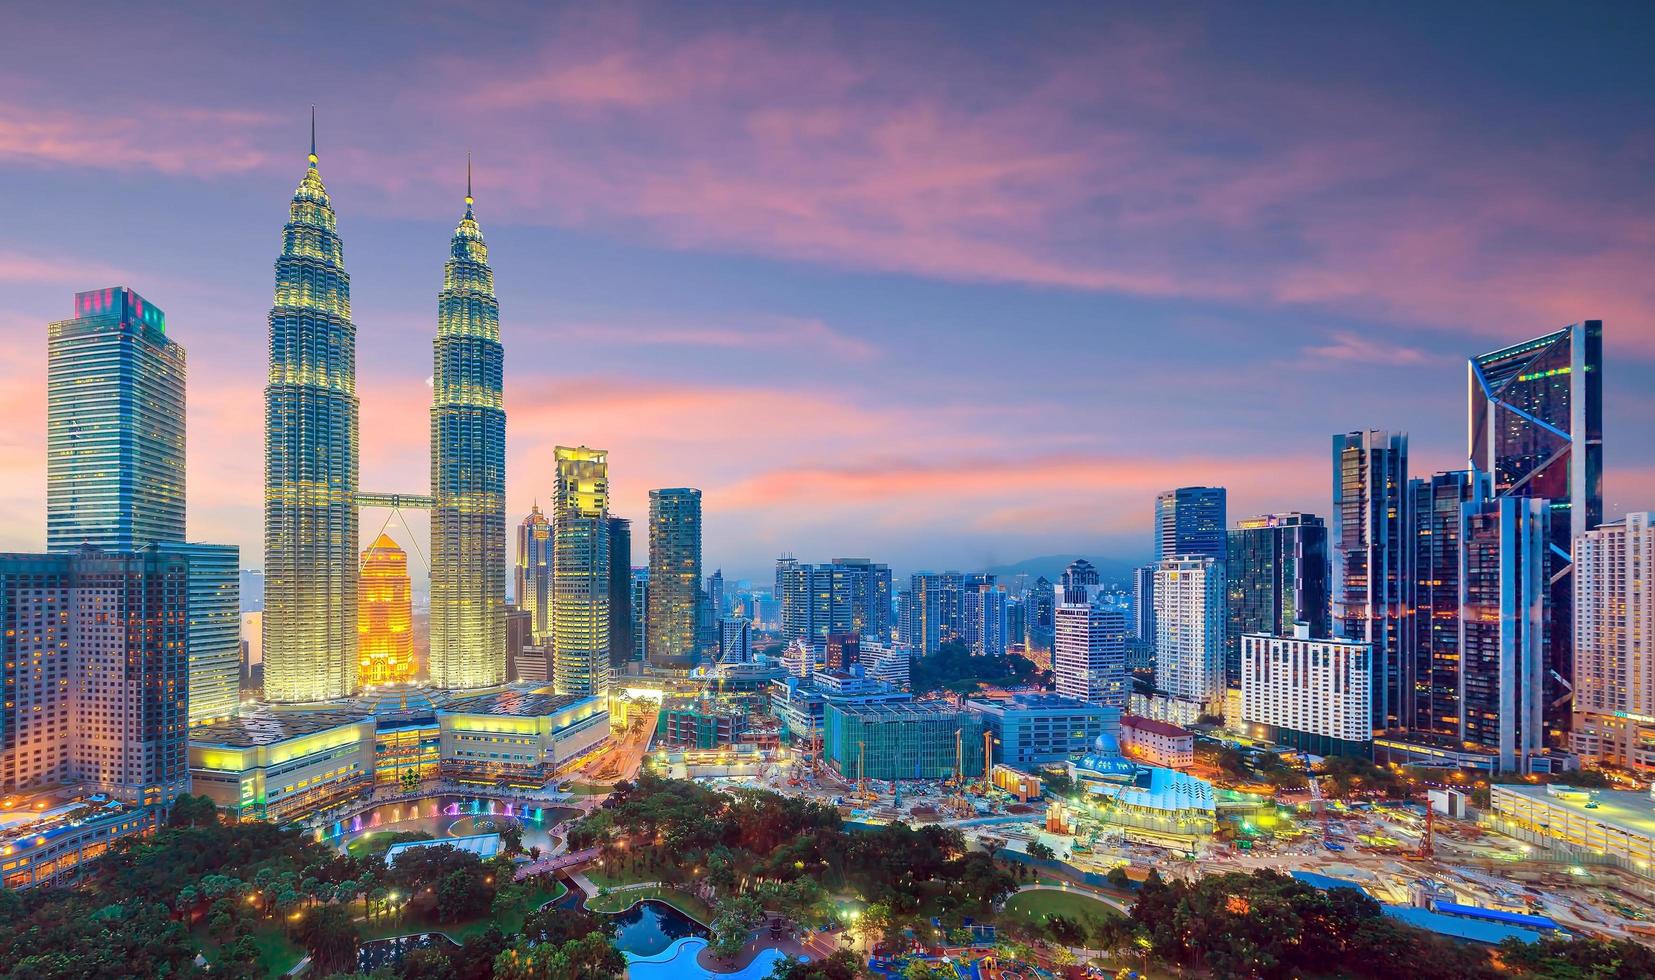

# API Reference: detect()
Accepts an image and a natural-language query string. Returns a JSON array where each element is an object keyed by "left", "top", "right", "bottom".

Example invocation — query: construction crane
[{"left": 1419, "top": 803, "right": 1435, "bottom": 859}]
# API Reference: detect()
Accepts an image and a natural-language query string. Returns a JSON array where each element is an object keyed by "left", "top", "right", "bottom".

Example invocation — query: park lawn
[
  {"left": 585, "top": 865, "right": 656, "bottom": 889},
  {"left": 996, "top": 889, "right": 1124, "bottom": 935},
  {"left": 195, "top": 921, "right": 304, "bottom": 976},
  {"left": 587, "top": 885, "right": 712, "bottom": 923},
  {"left": 356, "top": 880, "right": 568, "bottom": 944}
]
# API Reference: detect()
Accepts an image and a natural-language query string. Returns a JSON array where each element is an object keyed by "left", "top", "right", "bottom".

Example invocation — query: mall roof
[
  {"left": 1495, "top": 783, "right": 1655, "bottom": 838},
  {"left": 440, "top": 688, "right": 588, "bottom": 718},
  {"left": 189, "top": 708, "right": 369, "bottom": 747}
]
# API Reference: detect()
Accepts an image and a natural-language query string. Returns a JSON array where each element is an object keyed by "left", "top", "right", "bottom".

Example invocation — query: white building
[
  {"left": 860, "top": 642, "right": 912, "bottom": 690},
  {"left": 1053, "top": 567, "right": 1128, "bottom": 709},
  {"left": 1240, "top": 624, "right": 1372, "bottom": 756},
  {"left": 1572, "top": 513, "right": 1655, "bottom": 772},
  {"left": 1120, "top": 714, "right": 1195, "bottom": 769},
  {"left": 1154, "top": 556, "right": 1225, "bottom": 711}
]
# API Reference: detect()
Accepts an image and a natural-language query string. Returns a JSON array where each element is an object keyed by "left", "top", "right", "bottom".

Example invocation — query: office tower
[
  {"left": 1224, "top": 513, "right": 1329, "bottom": 688},
  {"left": 2, "top": 549, "right": 190, "bottom": 807},
  {"left": 648, "top": 488, "right": 702, "bottom": 668},
  {"left": 1471, "top": 322, "right": 1603, "bottom": 739},
  {"left": 825, "top": 632, "right": 861, "bottom": 672},
  {"left": 1131, "top": 563, "right": 1157, "bottom": 666},
  {"left": 47, "top": 287, "right": 185, "bottom": 553},
  {"left": 971, "top": 585, "right": 1007, "bottom": 656},
  {"left": 630, "top": 568, "right": 650, "bottom": 663},
  {"left": 720, "top": 618, "right": 753, "bottom": 664},
  {"left": 1459, "top": 496, "right": 1550, "bottom": 771},
  {"left": 1241, "top": 626, "right": 1372, "bottom": 757},
  {"left": 707, "top": 569, "right": 725, "bottom": 620},
  {"left": 157, "top": 542, "right": 242, "bottom": 726},
  {"left": 1154, "top": 556, "right": 1226, "bottom": 709},
  {"left": 264, "top": 123, "right": 359, "bottom": 703},
  {"left": 358, "top": 534, "right": 415, "bottom": 686},
  {"left": 777, "top": 557, "right": 893, "bottom": 652},
  {"left": 515, "top": 503, "right": 553, "bottom": 642},
  {"left": 1005, "top": 598, "right": 1026, "bottom": 653},
  {"left": 1154, "top": 487, "right": 1227, "bottom": 562},
  {"left": 1332, "top": 430, "right": 1409, "bottom": 731},
  {"left": 552, "top": 447, "right": 610, "bottom": 696},
  {"left": 905, "top": 571, "right": 964, "bottom": 656},
  {"left": 429, "top": 165, "right": 506, "bottom": 691},
  {"left": 701, "top": 568, "right": 724, "bottom": 654},
  {"left": 1024, "top": 575, "right": 1054, "bottom": 654},
  {"left": 1407, "top": 471, "right": 1487, "bottom": 737},
  {"left": 607, "top": 517, "right": 634, "bottom": 669},
  {"left": 1053, "top": 563, "right": 1128, "bottom": 708},
  {"left": 1572, "top": 514, "right": 1655, "bottom": 771}
]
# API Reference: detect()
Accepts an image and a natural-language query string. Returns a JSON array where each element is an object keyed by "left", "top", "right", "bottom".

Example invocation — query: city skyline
[{"left": 2, "top": 3, "right": 1653, "bottom": 585}]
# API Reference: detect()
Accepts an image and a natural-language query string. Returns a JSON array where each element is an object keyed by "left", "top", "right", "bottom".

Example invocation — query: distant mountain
[{"left": 982, "top": 554, "right": 1146, "bottom": 587}]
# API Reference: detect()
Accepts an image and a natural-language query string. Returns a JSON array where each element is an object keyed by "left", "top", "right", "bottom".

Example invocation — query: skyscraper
[
  {"left": 1154, "top": 487, "right": 1227, "bottom": 562},
  {"left": 630, "top": 567, "right": 650, "bottom": 664},
  {"left": 607, "top": 517, "right": 634, "bottom": 669},
  {"left": 1332, "top": 430, "right": 1409, "bottom": 731},
  {"left": 157, "top": 541, "right": 242, "bottom": 726},
  {"left": 515, "top": 503, "right": 552, "bottom": 643},
  {"left": 1053, "top": 562, "right": 1128, "bottom": 709},
  {"left": 1572, "top": 513, "right": 1655, "bottom": 772},
  {"left": 1154, "top": 556, "right": 1226, "bottom": 710},
  {"left": 904, "top": 571, "right": 964, "bottom": 655},
  {"left": 776, "top": 557, "right": 893, "bottom": 652},
  {"left": 1023, "top": 576, "right": 1055, "bottom": 655},
  {"left": 970, "top": 584, "right": 1008, "bottom": 657},
  {"left": 647, "top": 488, "right": 702, "bottom": 668},
  {"left": 358, "top": 534, "right": 415, "bottom": 686},
  {"left": 1406, "top": 471, "right": 1485, "bottom": 737},
  {"left": 429, "top": 162, "right": 506, "bottom": 691},
  {"left": 552, "top": 447, "right": 610, "bottom": 697},
  {"left": 1224, "top": 513, "right": 1329, "bottom": 688},
  {"left": 1459, "top": 496, "right": 1550, "bottom": 771},
  {"left": 264, "top": 120, "right": 359, "bottom": 703},
  {"left": 47, "top": 287, "right": 185, "bottom": 553},
  {"left": 1470, "top": 321, "right": 1603, "bottom": 739}
]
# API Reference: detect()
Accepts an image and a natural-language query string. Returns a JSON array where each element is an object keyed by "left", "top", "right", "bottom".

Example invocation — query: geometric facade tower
[
  {"left": 359, "top": 533, "right": 416, "bottom": 686},
  {"left": 428, "top": 163, "right": 507, "bottom": 691},
  {"left": 1470, "top": 321, "right": 1603, "bottom": 740},
  {"left": 263, "top": 119, "right": 360, "bottom": 703}
]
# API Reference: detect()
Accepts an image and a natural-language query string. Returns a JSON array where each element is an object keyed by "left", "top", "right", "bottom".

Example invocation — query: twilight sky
[{"left": 2, "top": 1, "right": 1653, "bottom": 584}]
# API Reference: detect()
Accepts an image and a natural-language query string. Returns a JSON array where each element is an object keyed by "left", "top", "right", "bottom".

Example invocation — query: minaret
[
  {"left": 429, "top": 154, "right": 507, "bottom": 689},
  {"left": 263, "top": 109, "right": 360, "bottom": 702}
]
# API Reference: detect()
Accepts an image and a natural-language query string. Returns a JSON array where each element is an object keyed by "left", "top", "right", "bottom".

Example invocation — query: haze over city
[{"left": 3, "top": 2, "right": 1652, "bottom": 584}]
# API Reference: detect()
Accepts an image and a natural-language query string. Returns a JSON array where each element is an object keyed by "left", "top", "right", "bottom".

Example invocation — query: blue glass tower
[
  {"left": 1154, "top": 486, "right": 1227, "bottom": 562},
  {"left": 429, "top": 159, "right": 507, "bottom": 690}
]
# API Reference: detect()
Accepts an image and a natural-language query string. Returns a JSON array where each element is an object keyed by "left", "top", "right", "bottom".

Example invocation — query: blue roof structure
[
  {"left": 1290, "top": 870, "right": 1372, "bottom": 898},
  {"left": 1432, "top": 902, "right": 1560, "bottom": 932},
  {"left": 1381, "top": 906, "right": 1542, "bottom": 946}
]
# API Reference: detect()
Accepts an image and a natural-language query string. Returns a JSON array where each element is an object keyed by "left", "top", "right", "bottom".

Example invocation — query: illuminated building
[
  {"left": 968, "top": 693, "right": 1115, "bottom": 766},
  {"left": 157, "top": 541, "right": 242, "bottom": 726},
  {"left": 1154, "top": 486, "right": 1227, "bottom": 562},
  {"left": 1332, "top": 430, "right": 1409, "bottom": 730},
  {"left": 436, "top": 690, "right": 608, "bottom": 787},
  {"left": 515, "top": 503, "right": 552, "bottom": 642},
  {"left": 1154, "top": 556, "right": 1226, "bottom": 712},
  {"left": 1056, "top": 733, "right": 1218, "bottom": 845},
  {"left": 1571, "top": 514, "right": 1655, "bottom": 771},
  {"left": 47, "top": 287, "right": 184, "bottom": 553},
  {"left": 970, "top": 584, "right": 1007, "bottom": 656},
  {"left": 902, "top": 571, "right": 964, "bottom": 655},
  {"left": 775, "top": 557, "right": 893, "bottom": 653},
  {"left": 630, "top": 567, "right": 650, "bottom": 663},
  {"left": 1054, "top": 561, "right": 1129, "bottom": 708},
  {"left": 1459, "top": 496, "right": 1550, "bottom": 770},
  {"left": 552, "top": 447, "right": 610, "bottom": 697},
  {"left": 358, "top": 534, "right": 415, "bottom": 685},
  {"left": 263, "top": 117, "right": 360, "bottom": 703},
  {"left": 1, "top": 797, "right": 156, "bottom": 889},
  {"left": 1225, "top": 513, "right": 1328, "bottom": 688},
  {"left": 720, "top": 618, "right": 752, "bottom": 663},
  {"left": 429, "top": 162, "right": 506, "bottom": 691},
  {"left": 647, "top": 488, "right": 702, "bottom": 668},
  {"left": 1470, "top": 322, "right": 1603, "bottom": 740},
  {"left": 1241, "top": 625, "right": 1372, "bottom": 757},
  {"left": 1407, "top": 471, "right": 1485, "bottom": 737},
  {"left": 823, "top": 701, "right": 983, "bottom": 781},
  {"left": 188, "top": 710, "right": 375, "bottom": 821},
  {"left": 1119, "top": 715, "right": 1195, "bottom": 769}
]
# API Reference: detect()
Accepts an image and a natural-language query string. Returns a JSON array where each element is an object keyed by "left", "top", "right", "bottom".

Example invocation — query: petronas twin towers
[{"left": 263, "top": 119, "right": 505, "bottom": 702}]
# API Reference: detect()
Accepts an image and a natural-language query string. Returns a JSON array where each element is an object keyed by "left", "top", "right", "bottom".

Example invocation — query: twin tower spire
[{"left": 263, "top": 109, "right": 506, "bottom": 704}]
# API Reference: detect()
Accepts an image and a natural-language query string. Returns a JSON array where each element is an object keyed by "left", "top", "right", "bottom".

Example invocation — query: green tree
[
  {"left": 398, "top": 945, "right": 459, "bottom": 980},
  {"left": 493, "top": 931, "right": 625, "bottom": 980},
  {"left": 297, "top": 903, "right": 360, "bottom": 975}
]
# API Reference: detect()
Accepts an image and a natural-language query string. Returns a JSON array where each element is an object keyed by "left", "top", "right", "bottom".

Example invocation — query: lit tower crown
[
  {"left": 429, "top": 154, "right": 507, "bottom": 690},
  {"left": 263, "top": 109, "right": 360, "bottom": 703}
]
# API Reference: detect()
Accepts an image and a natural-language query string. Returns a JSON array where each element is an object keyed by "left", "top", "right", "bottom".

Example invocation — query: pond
[
  {"left": 625, "top": 937, "right": 799, "bottom": 979},
  {"left": 611, "top": 899, "right": 709, "bottom": 958},
  {"left": 326, "top": 795, "right": 580, "bottom": 857}
]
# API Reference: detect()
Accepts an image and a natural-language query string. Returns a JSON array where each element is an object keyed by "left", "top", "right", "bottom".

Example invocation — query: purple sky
[{"left": 2, "top": 2, "right": 1652, "bottom": 583}]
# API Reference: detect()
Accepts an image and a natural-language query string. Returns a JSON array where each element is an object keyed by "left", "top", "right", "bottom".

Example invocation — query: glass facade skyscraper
[
  {"left": 647, "top": 488, "right": 702, "bottom": 668},
  {"left": 429, "top": 168, "right": 507, "bottom": 691},
  {"left": 1332, "top": 430, "right": 1408, "bottom": 732},
  {"left": 263, "top": 127, "right": 360, "bottom": 703},
  {"left": 47, "top": 287, "right": 185, "bottom": 553},
  {"left": 1406, "top": 470, "right": 1485, "bottom": 738},
  {"left": 156, "top": 541, "right": 242, "bottom": 726},
  {"left": 552, "top": 447, "right": 610, "bottom": 696},
  {"left": 515, "top": 503, "right": 552, "bottom": 643},
  {"left": 1224, "top": 513, "right": 1328, "bottom": 688},
  {"left": 1154, "top": 486, "right": 1227, "bottom": 562},
  {"left": 607, "top": 516, "right": 633, "bottom": 669}
]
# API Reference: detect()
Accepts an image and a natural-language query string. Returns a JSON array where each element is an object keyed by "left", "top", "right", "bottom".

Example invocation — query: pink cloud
[
  {"left": 0, "top": 95, "right": 273, "bottom": 177},
  {"left": 536, "top": 315, "right": 874, "bottom": 361}
]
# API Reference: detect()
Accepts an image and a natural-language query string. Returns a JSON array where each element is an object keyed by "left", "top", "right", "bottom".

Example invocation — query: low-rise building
[
  {"left": 188, "top": 710, "right": 376, "bottom": 822},
  {"left": 0, "top": 795, "right": 160, "bottom": 889},
  {"left": 1119, "top": 714, "right": 1195, "bottom": 769},
  {"left": 437, "top": 690, "right": 609, "bottom": 788},
  {"left": 967, "top": 693, "right": 1117, "bottom": 767},
  {"left": 1489, "top": 783, "right": 1655, "bottom": 879},
  {"left": 657, "top": 698, "right": 750, "bottom": 749},
  {"left": 769, "top": 671, "right": 908, "bottom": 745},
  {"left": 823, "top": 700, "right": 984, "bottom": 781}
]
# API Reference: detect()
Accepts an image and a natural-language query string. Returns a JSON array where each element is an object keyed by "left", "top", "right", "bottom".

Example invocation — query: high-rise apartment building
[
  {"left": 630, "top": 568, "right": 650, "bottom": 664},
  {"left": 1406, "top": 471, "right": 1487, "bottom": 737},
  {"left": 776, "top": 557, "right": 893, "bottom": 653},
  {"left": 264, "top": 127, "right": 360, "bottom": 703},
  {"left": 719, "top": 618, "right": 752, "bottom": 664},
  {"left": 1155, "top": 487, "right": 1227, "bottom": 562},
  {"left": 1332, "top": 430, "right": 1409, "bottom": 731},
  {"left": 1053, "top": 561, "right": 1128, "bottom": 709},
  {"left": 1241, "top": 625, "right": 1372, "bottom": 757},
  {"left": 607, "top": 517, "right": 633, "bottom": 669},
  {"left": 552, "top": 447, "right": 610, "bottom": 697},
  {"left": 701, "top": 568, "right": 724, "bottom": 655},
  {"left": 903, "top": 571, "right": 964, "bottom": 655},
  {"left": 515, "top": 503, "right": 552, "bottom": 642},
  {"left": 1470, "top": 322, "right": 1603, "bottom": 739},
  {"left": 1225, "top": 513, "right": 1328, "bottom": 688},
  {"left": 47, "top": 287, "right": 185, "bottom": 553},
  {"left": 429, "top": 168, "right": 506, "bottom": 691},
  {"left": 1153, "top": 556, "right": 1226, "bottom": 710},
  {"left": 358, "top": 534, "right": 415, "bottom": 686},
  {"left": 970, "top": 584, "right": 1007, "bottom": 657},
  {"left": 157, "top": 541, "right": 242, "bottom": 726},
  {"left": 647, "top": 489, "right": 702, "bottom": 668},
  {"left": 1572, "top": 514, "right": 1655, "bottom": 772}
]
